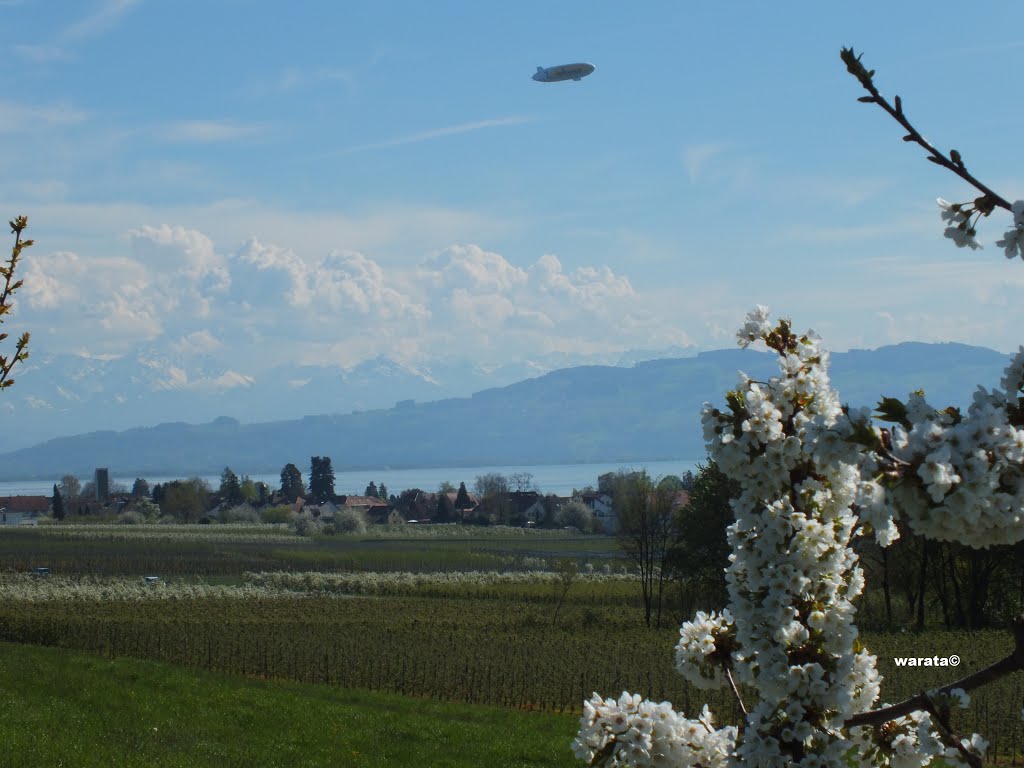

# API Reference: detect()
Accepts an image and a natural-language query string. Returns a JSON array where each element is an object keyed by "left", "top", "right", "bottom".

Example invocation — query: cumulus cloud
[
  {"left": 18, "top": 223, "right": 687, "bottom": 374},
  {"left": 421, "top": 244, "right": 528, "bottom": 293},
  {"left": 413, "top": 244, "right": 657, "bottom": 359},
  {"left": 232, "top": 238, "right": 310, "bottom": 307},
  {"left": 528, "top": 254, "right": 634, "bottom": 302}
]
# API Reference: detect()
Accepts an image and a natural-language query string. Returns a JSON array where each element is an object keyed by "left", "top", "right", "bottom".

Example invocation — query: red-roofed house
[{"left": 0, "top": 495, "right": 50, "bottom": 525}]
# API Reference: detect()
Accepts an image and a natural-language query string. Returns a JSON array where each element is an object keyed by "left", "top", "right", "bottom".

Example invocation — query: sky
[{"left": 4, "top": 0, "right": 1024, "bottom": 389}]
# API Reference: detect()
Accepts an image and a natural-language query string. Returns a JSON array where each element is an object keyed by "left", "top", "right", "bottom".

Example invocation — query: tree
[
  {"left": 58, "top": 474, "right": 81, "bottom": 499},
  {"left": 612, "top": 470, "right": 680, "bottom": 628},
  {"left": 309, "top": 456, "right": 336, "bottom": 503},
  {"left": 239, "top": 475, "right": 258, "bottom": 502},
  {"left": 151, "top": 483, "right": 164, "bottom": 504},
  {"left": 159, "top": 477, "right": 210, "bottom": 522},
  {"left": 437, "top": 480, "right": 455, "bottom": 494},
  {"left": 508, "top": 471, "right": 537, "bottom": 492},
  {"left": 473, "top": 472, "right": 508, "bottom": 499},
  {"left": 279, "top": 463, "right": 305, "bottom": 503},
  {"left": 679, "top": 470, "right": 697, "bottom": 492},
  {"left": 364, "top": 481, "right": 378, "bottom": 498},
  {"left": 671, "top": 460, "right": 738, "bottom": 612},
  {"left": 655, "top": 474, "right": 683, "bottom": 493},
  {"left": 131, "top": 477, "right": 150, "bottom": 498},
  {"left": 552, "top": 558, "right": 579, "bottom": 625},
  {"left": 333, "top": 506, "right": 367, "bottom": 534},
  {"left": 51, "top": 484, "right": 64, "bottom": 521},
  {"left": 377, "top": 482, "right": 388, "bottom": 500},
  {"left": 131, "top": 498, "right": 159, "bottom": 520},
  {"left": 0, "top": 216, "right": 31, "bottom": 391},
  {"left": 571, "top": 47, "right": 1024, "bottom": 768},
  {"left": 556, "top": 499, "right": 591, "bottom": 531},
  {"left": 454, "top": 482, "right": 473, "bottom": 510},
  {"left": 255, "top": 481, "right": 270, "bottom": 505},
  {"left": 435, "top": 491, "right": 455, "bottom": 522},
  {"left": 219, "top": 467, "right": 243, "bottom": 506}
]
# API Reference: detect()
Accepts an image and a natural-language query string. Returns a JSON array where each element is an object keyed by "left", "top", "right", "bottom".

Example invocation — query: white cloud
[
  {"left": 242, "top": 66, "right": 355, "bottom": 97},
  {"left": 169, "top": 330, "right": 222, "bottom": 355},
  {"left": 62, "top": 0, "right": 140, "bottom": 42},
  {"left": 128, "top": 224, "right": 231, "bottom": 317},
  {"left": 421, "top": 244, "right": 528, "bottom": 293},
  {"left": 528, "top": 254, "right": 634, "bottom": 302},
  {"left": 154, "top": 367, "right": 253, "bottom": 394},
  {"left": 337, "top": 116, "right": 533, "bottom": 154},
  {"left": 15, "top": 0, "right": 141, "bottom": 61},
  {"left": 13, "top": 45, "right": 68, "bottom": 62},
  {"left": 682, "top": 142, "right": 729, "bottom": 183},
  {"left": 0, "top": 100, "right": 87, "bottom": 132},
  {"left": 155, "top": 120, "right": 263, "bottom": 143}
]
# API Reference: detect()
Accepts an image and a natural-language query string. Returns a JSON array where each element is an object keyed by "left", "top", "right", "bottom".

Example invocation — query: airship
[{"left": 531, "top": 62, "right": 595, "bottom": 82}]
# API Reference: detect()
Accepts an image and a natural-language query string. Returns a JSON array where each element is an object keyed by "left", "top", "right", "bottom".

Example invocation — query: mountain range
[{"left": 0, "top": 341, "right": 1010, "bottom": 480}]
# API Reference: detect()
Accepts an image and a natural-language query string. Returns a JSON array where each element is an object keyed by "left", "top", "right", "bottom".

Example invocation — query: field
[
  {"left": 0, "top": 524, "right": 1021, "bottom": 764},
  {"left": 0, "top": 641, "right": 579, "bottom": 767}
]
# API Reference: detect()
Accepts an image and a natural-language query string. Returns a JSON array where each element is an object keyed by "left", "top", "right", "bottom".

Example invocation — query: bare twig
[
  {"left": 840, "top": 48, "right": 1011, "bottom": 214},
  {"left": 725, "top": 667, "right": 748, "bottom": 717},
  {"left": 0, "top": 215, "right": 32, "bottom": 390}
]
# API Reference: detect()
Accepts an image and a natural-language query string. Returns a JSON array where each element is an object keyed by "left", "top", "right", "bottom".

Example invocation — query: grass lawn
[{"left": 0, "top": 642, "right": 580, "bottom": 768}]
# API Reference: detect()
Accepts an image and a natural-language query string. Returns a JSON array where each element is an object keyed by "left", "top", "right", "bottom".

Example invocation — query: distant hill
[
  {"left": 0, "top": 342, "right": 1009, "bottom": 480},
  {"left": 2, "top": 345, "right": 694, "bottom": 451}
]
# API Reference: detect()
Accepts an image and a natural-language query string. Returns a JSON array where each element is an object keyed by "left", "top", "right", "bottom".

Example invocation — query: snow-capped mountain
[{"left": 2, "top": 345, "right": 694, "bottom": 451}]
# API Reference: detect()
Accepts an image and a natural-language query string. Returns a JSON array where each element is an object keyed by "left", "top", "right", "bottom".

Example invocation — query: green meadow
[{"left": 0, "top": 642, "right": 579, "bottom": 768}]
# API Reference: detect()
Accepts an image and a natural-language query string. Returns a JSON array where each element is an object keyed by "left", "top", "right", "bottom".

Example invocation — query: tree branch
[
  {"left": 846, "top": 614, "right": 1024, "bottom": 729},
  {"left": 921, "top": 695, "right": 982, "bottom": 768},
  {"left": 725, "top": 666, "right": 748, "bottom": 717},
  {"left": 840, "top": 48, "right": 1011, "bottom": 213}
]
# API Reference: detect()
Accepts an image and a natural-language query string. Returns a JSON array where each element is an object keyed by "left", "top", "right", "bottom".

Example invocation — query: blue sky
[{"left": 4, "top": 0, "right": 1024, "bottom": 388}]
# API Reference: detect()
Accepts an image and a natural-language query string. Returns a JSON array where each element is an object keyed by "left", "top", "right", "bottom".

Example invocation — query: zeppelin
[{"left": 531, "top": 63, "right": 595, "bottom": 83}]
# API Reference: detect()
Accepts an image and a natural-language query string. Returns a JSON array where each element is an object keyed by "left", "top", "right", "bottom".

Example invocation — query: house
[
  {"left": 305, "top": 501, "right": 339, "bottom": 521},
  {"left": 64, "top": 496, "right": 129, "bottom": 517},
  {"left": 580, "top": 492, "right": 616, "bottom": 533},
  {"left": 339, "top": 495, "right": 388, "bottom": 512},
  {"left": 474, "top": 491, "right": 546, "bottom": 526},
  {"left": 669, "top": 490, "right": 691, "bottom": 513},
  {"left": 446, "top": 490, "right": 479, "bottom": 516},
  {"left": 339, "top": 495, "right": 401, "bottom": 525},
  {"left": 364, "top": 506, "right": 405, "bottom": 526},
  {"left": 393, "top": 490, "right": 436, "bottom": 522},
  {"left": 0, "top": 495, "right": 51, "bottom": 525}
]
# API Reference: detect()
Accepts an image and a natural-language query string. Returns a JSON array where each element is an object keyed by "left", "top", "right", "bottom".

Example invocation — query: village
[{"left": 0, "top": 466, "right": 693, "bottom": 534}]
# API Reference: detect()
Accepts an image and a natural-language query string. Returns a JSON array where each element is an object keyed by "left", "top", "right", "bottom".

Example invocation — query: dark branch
[
  {"left": 846, "top": 614, "right": 1024, "bottom": 729},
  {"left": 921, "top": 695, "right": 982, "bottom": 768},
  {"left": 840, "top": 48, "right": 1011, "bottom": 213}
]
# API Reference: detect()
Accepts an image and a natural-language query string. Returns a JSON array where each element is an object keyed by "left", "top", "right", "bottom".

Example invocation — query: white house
[
  {"left": 0, "top": 495, "right": 50, "bottom": 526},
  {"left": 580, "top": 492, "right": 615, "bottom": 533}
]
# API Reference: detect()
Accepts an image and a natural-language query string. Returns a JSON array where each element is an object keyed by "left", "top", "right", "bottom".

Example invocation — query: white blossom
[
  {"left": 944, "top": 225, "right": 982, "bottom": 250},
  {"left": 574, "top": 308, "right": 1022, "bottom": 768}
]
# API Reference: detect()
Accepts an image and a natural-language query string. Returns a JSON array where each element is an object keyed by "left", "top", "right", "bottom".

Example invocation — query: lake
[{"left": 0, "top": 459, "right": 704, "bottom": 498}]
